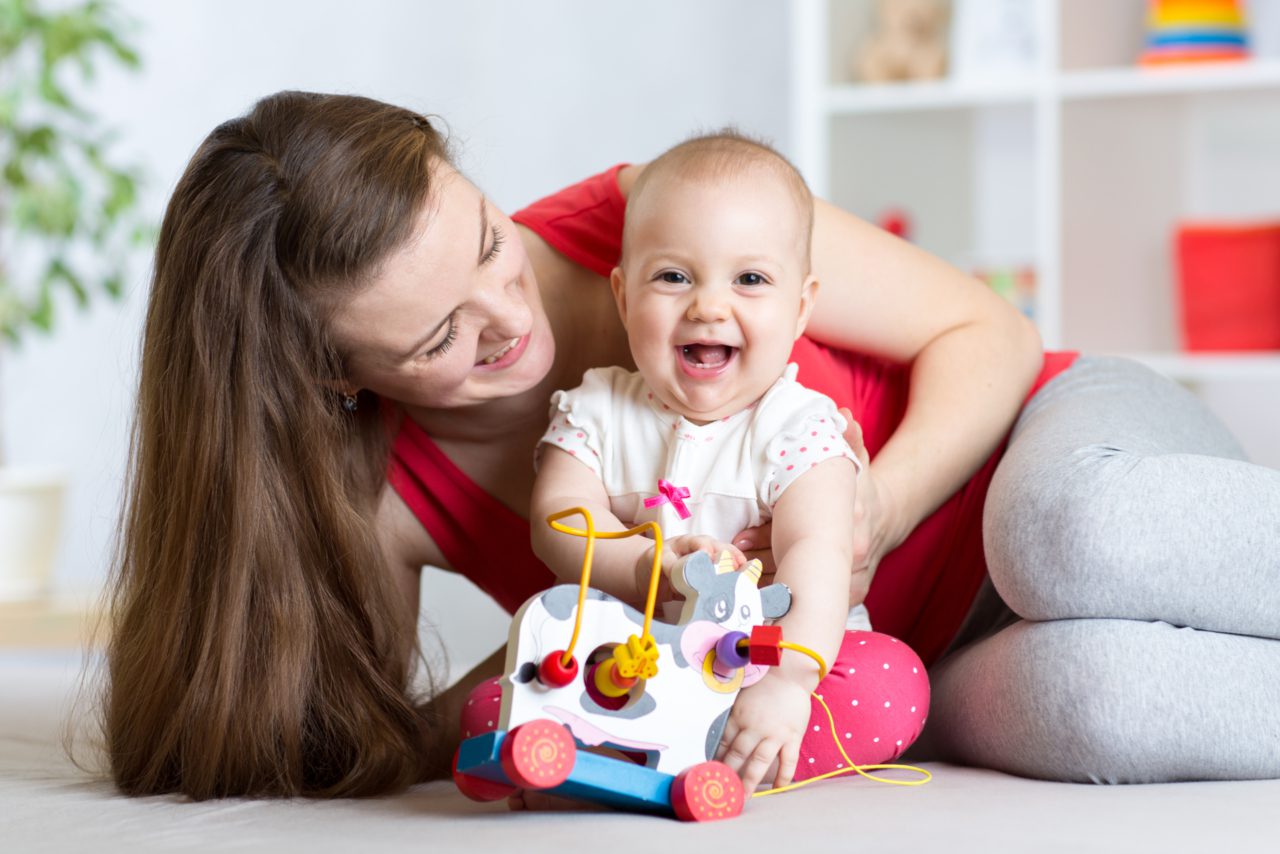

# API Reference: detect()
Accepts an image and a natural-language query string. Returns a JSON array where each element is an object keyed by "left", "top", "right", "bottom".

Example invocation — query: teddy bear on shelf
[{"left": 855, "top": 0, "right": 950, "bottom": 83}]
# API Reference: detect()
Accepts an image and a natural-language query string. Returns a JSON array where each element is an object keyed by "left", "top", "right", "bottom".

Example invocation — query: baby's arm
[
  {"left": 718, "top": 455, "right": 857, "bottom": 792},
  {"left": 531, "top": 447, "right": 745, "bottom": 605},
  {"left": 531, "top": 446, "right": 653, "bottom": 603}
]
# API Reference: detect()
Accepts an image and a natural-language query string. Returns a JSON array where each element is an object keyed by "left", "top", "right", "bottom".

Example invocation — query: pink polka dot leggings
[
  {"left": 460, "top": 629, "right": 929, "bottom": 782},
  {"left": 793, "top": 629, "right": 929, "bottom": 780}
]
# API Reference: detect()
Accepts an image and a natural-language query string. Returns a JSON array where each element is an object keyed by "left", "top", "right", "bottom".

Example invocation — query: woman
[{"left": 105, "top": 91, "right": 1280, "bottom": 799}]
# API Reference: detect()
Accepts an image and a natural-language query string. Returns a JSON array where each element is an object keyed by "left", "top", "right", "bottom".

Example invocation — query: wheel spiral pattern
[
  {"left": 672, "top": 761, "right": 745, "bottom": 822},
  {"left": 500, "top": 720, "right": 576, "bottom": 789}
]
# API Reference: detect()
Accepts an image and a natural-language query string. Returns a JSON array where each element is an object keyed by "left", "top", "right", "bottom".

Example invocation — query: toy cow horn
[
  {"left": 715, "top": 550, "right": 736, "bottom": 575},
  {"left": 743, "top": 559, "right": 763, "bottom": 584}
]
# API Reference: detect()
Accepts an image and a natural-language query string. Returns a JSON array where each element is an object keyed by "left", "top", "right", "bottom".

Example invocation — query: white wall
[{"left": 2, "top": 0, "right": 791, "bottom": 674}]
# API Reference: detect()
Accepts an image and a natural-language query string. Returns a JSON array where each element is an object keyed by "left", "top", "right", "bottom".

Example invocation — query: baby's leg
[
  {"left": 984, "top": 355, "right": 1280, "bottom": 636},
  {"left": 794, "top": 630, "right": 930, "bottom": 780}
]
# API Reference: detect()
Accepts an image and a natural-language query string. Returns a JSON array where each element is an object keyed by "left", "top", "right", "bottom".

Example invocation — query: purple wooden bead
[{"left": 715, "top": 631, "right": 751, "bottom": 670}]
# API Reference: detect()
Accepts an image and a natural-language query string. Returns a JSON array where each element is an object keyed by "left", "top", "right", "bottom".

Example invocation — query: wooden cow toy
[{"left": 454, "top": 549, "right": 792, "bottom": 820}]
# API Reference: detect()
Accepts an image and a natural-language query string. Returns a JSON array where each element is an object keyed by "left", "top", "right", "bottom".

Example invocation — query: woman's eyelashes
[
  {"left": 423, "top": 314, "right": 458, "bottom": 359},
  {"left": 480, "top": 224, "right": 505, "bottom": 266}
]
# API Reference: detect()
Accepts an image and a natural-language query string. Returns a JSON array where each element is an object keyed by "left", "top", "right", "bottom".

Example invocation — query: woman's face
[{"left": 331, "top": 165, "right": 556, "bottom": 411}]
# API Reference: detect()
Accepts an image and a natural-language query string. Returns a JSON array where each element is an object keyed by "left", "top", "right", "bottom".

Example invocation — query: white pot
[{"left": 0, "top": 467, "right": 67, "bottom": 601}]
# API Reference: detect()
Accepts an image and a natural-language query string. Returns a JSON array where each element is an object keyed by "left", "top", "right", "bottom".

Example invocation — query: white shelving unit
[{"left": 790, "top": 0, "right": 1280, "bottom": 463}]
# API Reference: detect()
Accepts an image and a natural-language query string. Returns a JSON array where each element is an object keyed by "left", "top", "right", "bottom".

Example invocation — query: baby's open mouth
[{"left": 680, "top": 343, "right": 737, "bottom": 369}]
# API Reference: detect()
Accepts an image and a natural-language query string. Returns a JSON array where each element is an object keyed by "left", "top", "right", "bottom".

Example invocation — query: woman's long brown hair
[{"left": 105, "top": 91, "right": 447, "bottom": 798}]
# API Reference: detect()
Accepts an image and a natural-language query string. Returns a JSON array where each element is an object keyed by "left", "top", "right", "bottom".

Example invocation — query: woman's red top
[{"left": 389, "top": 164, "right": 1077, "bottom": 666}]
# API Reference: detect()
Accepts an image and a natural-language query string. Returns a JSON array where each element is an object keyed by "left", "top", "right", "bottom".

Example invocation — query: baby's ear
[
  {"left": 610, "top": 266, "right": 628, "bottom": 322},
  {"left": 795, "top": 275, "right": 819, "bottom": 339}
]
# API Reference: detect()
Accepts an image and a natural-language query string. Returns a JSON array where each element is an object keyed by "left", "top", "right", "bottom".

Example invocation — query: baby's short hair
[{"left": 624, "top": 129, "right": 815, "bottom": 267}]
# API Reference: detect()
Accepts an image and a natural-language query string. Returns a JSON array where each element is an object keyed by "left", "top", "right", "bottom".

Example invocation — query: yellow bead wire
[{"left": 545, "top": 507, "right": 664, "bottom": 664}]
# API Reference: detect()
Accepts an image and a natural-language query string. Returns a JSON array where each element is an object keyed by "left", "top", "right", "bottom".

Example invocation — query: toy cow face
[{"left": 671, "top": 550, "right": 792, "bottom": 631}]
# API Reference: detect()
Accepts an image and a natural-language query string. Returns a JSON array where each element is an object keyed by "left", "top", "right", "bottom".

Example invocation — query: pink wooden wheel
[
  {"left": 671, "top": 761, "right": 745, "bottom": 822},
  {"left": 452, "top": 747, "right": 517, "bottom": 802},
  {"left": 499, "top": 720, "right": 577, "bottom": 790}
]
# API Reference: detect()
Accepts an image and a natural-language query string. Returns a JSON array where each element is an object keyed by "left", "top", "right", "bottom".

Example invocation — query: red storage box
[{"left": 1175, "top": 222, "right": 1280, "bottom": 351}]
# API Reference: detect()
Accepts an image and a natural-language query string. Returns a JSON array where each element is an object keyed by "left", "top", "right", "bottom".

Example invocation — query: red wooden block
[
  {"left": 748, "top": 624, "right": 783, "bottom": 667},
  {"left": 671, "top": 761, "right": 745, "bottom": 822},
  {"left": 500, "top": 719, "right": 577, "bottom": 790}
]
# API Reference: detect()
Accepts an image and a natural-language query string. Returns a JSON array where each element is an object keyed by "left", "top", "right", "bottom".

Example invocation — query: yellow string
[
  {"left": 545, "top": 507, "right": 665, "bottom": 661},
  {"left": 748, "top": 639, "right": 932, "bottom": 796},
  {"left": 777, "top": 640, "right": 828, "bottom": 680}
]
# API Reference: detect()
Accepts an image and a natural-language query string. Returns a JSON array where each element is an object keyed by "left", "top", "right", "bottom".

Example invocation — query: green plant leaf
[
  {"left": 47, "top": 257, "right": 87, "bottom": 307},
  {"left": 29, "top": 278, "right": 54, "bottom": 331},
  {"left": 1, "top": 0, "right": 147, "bottom": 346}
]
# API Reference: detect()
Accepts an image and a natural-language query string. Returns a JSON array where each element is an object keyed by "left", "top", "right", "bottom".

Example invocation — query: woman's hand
[{"left": 732, "top": 408, "right": 900, "bottom": 605}]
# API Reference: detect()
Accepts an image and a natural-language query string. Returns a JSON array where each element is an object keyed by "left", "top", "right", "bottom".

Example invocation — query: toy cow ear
[
  {"left": 673, "top": 550, "right": 717, "bottom": 600},
  {"left": 760, "top": 583, "right": 792, "bottom": 620}
]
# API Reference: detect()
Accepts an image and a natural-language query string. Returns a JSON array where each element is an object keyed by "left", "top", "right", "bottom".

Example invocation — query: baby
[{"left": 530, "top": 132, "right": 902, "bottom": 793}]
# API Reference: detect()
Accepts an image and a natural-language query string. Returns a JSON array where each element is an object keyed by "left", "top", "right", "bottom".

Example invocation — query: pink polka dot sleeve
[
  {"left": 759, "top": 393, "right": 861, "bottom": 510},
  {"left": 534, "top": 373, "right": 609, "bottom": 479}
]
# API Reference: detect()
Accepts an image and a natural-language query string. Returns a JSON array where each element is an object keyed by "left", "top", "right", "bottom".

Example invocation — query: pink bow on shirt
[{"left": 643, "top": 479, "right": 692, "bottom": 520}]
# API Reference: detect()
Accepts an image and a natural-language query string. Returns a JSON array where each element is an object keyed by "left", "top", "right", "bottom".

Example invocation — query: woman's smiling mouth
[{"left": 475, "top": 335, "right": 528, "bottom": 369}]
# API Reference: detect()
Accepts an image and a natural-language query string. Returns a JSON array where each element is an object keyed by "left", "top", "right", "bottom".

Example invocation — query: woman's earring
[{"left": 341, "top": 392, "right": 358, "bottom": 413}]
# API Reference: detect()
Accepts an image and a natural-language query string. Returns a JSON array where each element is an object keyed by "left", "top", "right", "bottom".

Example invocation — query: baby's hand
[
  {"left": 634, "top": 535, "right": 745, "bottom": 601},
  {"left": 716, "top": 674, "right": 813, "bottom": 792}
]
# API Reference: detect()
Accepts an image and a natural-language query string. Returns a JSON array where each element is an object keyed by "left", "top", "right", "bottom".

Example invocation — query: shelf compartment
[
  {"left": 1058, "top": 59, "right": 1280, "bottom": 100},
  {"left": 1060, "top": 88, "right": 1280, "bottom": 354},
  {"left": 826, "top": 79, "right": 1038, "bottom": 115}
]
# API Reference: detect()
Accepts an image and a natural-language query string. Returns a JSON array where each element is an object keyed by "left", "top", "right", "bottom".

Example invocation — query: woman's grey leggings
[{"left": 915, "top": 355, "right": 1280, "bottom": 783}]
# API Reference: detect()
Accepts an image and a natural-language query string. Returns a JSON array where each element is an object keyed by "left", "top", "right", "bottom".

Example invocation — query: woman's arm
[
  {"left": 804, "top": 199, "right": 1044, "bottom": 553},
  {"left": 376, "top": 484, "right": 444, "bottom": 633}
]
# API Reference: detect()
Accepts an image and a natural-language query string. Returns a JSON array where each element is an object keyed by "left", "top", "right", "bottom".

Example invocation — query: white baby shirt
[{"left": 536, "top": 363, "right": 861, "bottom": 547}]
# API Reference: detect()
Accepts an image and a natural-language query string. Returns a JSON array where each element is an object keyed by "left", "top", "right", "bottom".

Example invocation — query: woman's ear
[
  {"left": 610, "top": 266, "right": 628, "bottom": 323},
  {"left": 794, "top": 275, "right": 819, "bottom": 339}
]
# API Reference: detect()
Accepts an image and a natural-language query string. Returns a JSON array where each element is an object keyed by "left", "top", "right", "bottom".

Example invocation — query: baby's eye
[
  {"left": 660, "top": 271, "right": 689, "bottom": 284},
  {"left": 736, "top": 272, "right": 767, "bottom": 286}
]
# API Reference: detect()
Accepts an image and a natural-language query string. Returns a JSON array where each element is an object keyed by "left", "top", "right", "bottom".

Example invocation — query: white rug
[{"left": 3, "top": 652, "right": 1274, "bottom": 853}]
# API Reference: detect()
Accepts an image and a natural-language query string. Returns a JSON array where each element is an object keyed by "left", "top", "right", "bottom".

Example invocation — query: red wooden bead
[
  {"left": 748, "top": 624, "right": 783, "bottom": 667},
  {"left": 538, "top": 650, "right": 579, "bottom": 687}
]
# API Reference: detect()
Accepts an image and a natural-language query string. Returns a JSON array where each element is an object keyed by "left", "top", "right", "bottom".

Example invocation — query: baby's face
[{"left": 611, "top": 174, "right": 816, "bottom": 424}]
